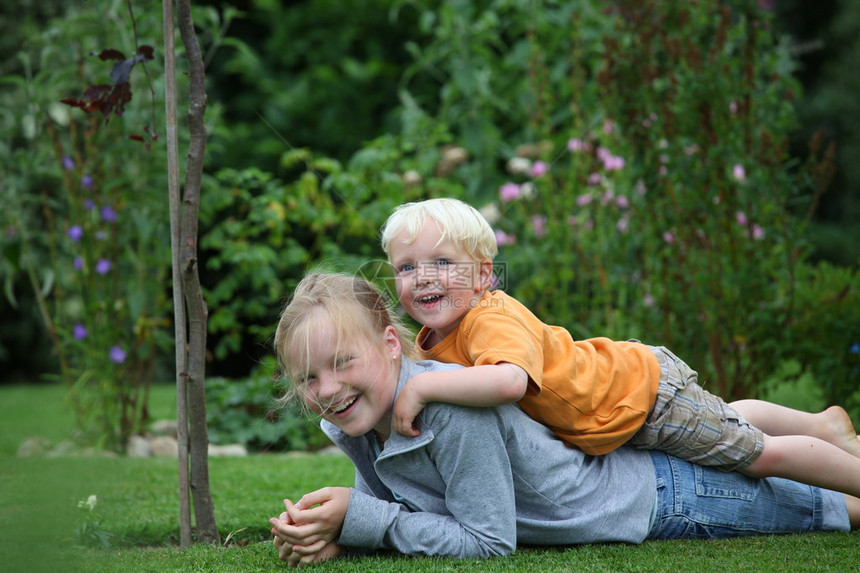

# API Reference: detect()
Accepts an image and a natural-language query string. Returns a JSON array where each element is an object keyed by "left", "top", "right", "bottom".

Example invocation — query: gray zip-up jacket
[{"left": 322, "top": 358, "right": 656, "bottom": 558}]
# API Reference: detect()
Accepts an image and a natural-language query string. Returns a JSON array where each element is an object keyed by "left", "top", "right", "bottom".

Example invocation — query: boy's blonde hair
[
  {"left": 273, "top": 272, "right": 415, "bottom": 410},
  {"left": 380, "top": 198, "right": 498, "bottom": 263}
]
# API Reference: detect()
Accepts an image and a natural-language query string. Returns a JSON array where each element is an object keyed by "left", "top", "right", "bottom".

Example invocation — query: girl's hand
[
  {"left": 269, "top": 487, "right": 350, "bottom": 549},
  {"left": 287, "top": 541, "right": 342, "bottom": 568}
]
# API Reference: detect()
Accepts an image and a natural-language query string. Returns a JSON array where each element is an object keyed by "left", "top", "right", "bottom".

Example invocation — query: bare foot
[{"left": 816, "top": 406, "right": 860, "bottom": 458}]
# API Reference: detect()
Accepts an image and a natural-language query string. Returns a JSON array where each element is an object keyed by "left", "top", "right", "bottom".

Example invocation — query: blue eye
[
  {"left": 398, "top": 263, "right": 415, "bottom": 273},
  {"left": 435, "top": 259, "right": 451, "bottom": 267}
]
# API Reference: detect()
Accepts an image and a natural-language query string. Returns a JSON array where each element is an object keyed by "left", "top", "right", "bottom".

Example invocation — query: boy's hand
[{"left": 393, "top": 377, "right": 427, "bottom": 436}]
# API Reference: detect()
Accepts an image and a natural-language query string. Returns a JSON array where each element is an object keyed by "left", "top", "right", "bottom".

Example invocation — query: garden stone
[
  {"left": 126, "top": 434, "right": 151, "bottom": 457},
  {"left": 208, "top": 444, "right": 247, "bottom": 457},
  {"left": 149, "top": 435, "right": 179, "bottom": 457},
  {"left": 16, "top": 436, "right": 52, "bottom": 457}
]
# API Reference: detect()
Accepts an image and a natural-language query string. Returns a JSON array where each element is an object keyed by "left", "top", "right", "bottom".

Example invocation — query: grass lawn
[{"left": 1, "top": 383, "right": 857, "bottom": 572}]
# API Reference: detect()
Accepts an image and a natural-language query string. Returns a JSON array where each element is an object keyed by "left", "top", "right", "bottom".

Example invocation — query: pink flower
[
  {"left": 732, "top": 164, "right": 746, "bottom": 181},
  {"left": 662, "top": 231, "right": 675, "bottom": 244},
  {"left": 603, "top": 119, "right": 615, "bottom": 134},
  {"left": 643, "top": 293, "right": 655, "bottom": 307},
  {"left": 587, "top": 173, "right": 602, "bottom": 185},
  {"left": 615, "top": 195, "right": 629, "bottom": 209},
  {"left": 603, "top": 155, "right": 625, "bottom": 171},
  {"left": 567, "top": 138, "right": 591, "bottom": 153},
  {"left": 495, "top": 230, "right": 516, "bottom": 246},
  {"left": 597, "top": 146, "right": 611, "bottom": 162},
  {"left": 736, "top": 211, "right": 748, "bottom": 226},
  {"left": 616, "top": 215, "right": 630, "bottom": 233},
  {"left": 576, "top": 193, "right": 593, "bottom": 206},
  {"left": 531, "top": 215, "right": 547, "bottom": 237},
  {"left": 530, "top": 160, "right": 549, "bottom": 178},
  {"left": 499, "top": 182, "right": 522, "bottom": 203},
  {"left": 752, "top": 224, "right": 765, "bottom": 240}
]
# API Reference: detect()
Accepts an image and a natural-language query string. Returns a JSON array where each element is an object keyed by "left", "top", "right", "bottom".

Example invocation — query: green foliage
[
  {"left": 779, "top": 262, "right": 860, "bottom": 421},
  {"left": 74, "top": 494, "right": 112, "bottom": 549},
  {"left": 201, "top": 0, "right": 425, "bottom": 170},
  {"left": 206, "top": 358, "right": 330, "bottom": 453},
  {"left": 377, "top": 0, "right": 836, "bottom": 402},
  {"left": 198, "top": 149, "right": 419, "bottom": 364},
  {"left": 0, "top": 1, "right": 172, "bottom": 449}
]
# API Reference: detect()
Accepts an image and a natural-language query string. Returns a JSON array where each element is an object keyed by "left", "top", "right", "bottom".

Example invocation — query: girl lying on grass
[{"left": 269, "top": 272, "right": 859, "bottom": 567}]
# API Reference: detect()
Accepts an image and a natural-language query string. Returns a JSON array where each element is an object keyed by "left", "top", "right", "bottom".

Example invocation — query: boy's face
[{"left": 389, "top": 221, "right": 490, "bottom": 343}]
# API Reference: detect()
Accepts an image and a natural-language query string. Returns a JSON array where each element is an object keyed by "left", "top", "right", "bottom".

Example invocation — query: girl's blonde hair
[
  {"left": 380, "top": 198, "right": 498, "bottom": 263},
  {"left": 273, "top": 272, "right": 415, "bottom": 409}
]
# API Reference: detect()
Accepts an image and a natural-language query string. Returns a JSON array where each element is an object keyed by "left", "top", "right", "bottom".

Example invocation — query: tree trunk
[{"left": 166, "top": 0, "right": 220, "bottom": 546}]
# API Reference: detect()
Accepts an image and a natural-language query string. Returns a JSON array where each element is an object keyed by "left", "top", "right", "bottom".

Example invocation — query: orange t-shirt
[{"left": 415, "top": 290, "right": 661, "bottom": 455}]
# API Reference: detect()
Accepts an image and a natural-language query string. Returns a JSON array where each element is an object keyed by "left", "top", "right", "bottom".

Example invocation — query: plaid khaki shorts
[{"left": 628, "top": 346, "right": 765, "bottom": 472}]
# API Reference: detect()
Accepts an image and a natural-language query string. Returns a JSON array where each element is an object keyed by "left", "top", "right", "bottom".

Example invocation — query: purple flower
[
  {"left": 95, "top": 259, "right": 112, "bottom": 275},
  {"left": 499, "top": 182, "right": 522, "bottom": 203},
  {"left": 74, "top": 256, "right": 84, "bottom": 271},
  {"left": 732, "top": 164, "right": 746, "bottom": 181},
  {"left": 81, "top": 175, "right": 94, "bottom": 188},
  {"left": 62, "top": 156, "right": 75, "bottom": 171},
  {"left": 73, "top": 324, "right": 88, "bottom": 340},
  {"left": 663, "top": 231, "right": 676, "bottom": 244},
  {"left": 68, "top": 225, "right": 83, "bottom": 242},
  {"left": 84, "top": 199, "right": 96, "bottom": 211},
  {"left": 109, "top": 345, "right": 127, "bottom": 364},
  {"left": 101, "top": 205, "right": 117, "bottom": 223}
]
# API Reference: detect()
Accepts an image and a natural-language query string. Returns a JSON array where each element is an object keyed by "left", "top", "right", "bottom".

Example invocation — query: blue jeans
[{"left": 647, "top": 451, "right": 849, "bottom": 539}]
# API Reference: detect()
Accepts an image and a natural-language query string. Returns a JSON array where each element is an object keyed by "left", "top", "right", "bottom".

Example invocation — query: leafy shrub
[
  {"left": 205, "top": 357, "right": 330, "bottom": 453},
  {"left": 0, "top": 2, "right": 171, "bottom": 449},
  {"left": 383, "top": 0, "right": 834, "bottom": 402},
  {"left": 779, "top": 262, "right": 860, "bottom": 423}
]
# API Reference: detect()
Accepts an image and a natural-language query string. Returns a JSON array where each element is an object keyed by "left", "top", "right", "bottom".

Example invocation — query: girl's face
[
  {"left": 298, "top": 316, "right": 401, "bottom": 439},
  {"left": 389, "top": 221, "right": 491, "bottom": 345}
]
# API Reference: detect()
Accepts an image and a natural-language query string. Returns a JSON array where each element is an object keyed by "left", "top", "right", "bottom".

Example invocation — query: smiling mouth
[
  {"left": 330, "top": 396, "right": 358, "bottom": 414},
  {"left": 418, "top": 294, "right": 443, "bottom": 305}
]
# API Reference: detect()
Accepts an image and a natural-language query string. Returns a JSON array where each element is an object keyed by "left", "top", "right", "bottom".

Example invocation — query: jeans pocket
[{"left": 693, "top": 464, "right": 754, "bottom": 501}]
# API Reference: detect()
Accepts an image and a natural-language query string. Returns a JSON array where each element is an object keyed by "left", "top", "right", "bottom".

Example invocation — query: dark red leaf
[
  {"left": 93, "top": 49, "right": 127, "bottom": 61},
  {"left": 137, "top": 45, "right": 155, "bottom": 60},
  {"left": 128, "top": 134, "right": 145, "bottom": 142},
  {"left": 59, "top": 97, "right": 85, "bottom": 108}
]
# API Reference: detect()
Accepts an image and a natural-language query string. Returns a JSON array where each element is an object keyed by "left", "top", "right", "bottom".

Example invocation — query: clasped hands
[{"left": 270, "top": 486, "right": 350, "bottom": 568}]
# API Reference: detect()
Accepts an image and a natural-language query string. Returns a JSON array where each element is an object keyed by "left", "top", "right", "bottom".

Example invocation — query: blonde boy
[{"left": 381, "top": 197, "right": 860, "bottom": 496}]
